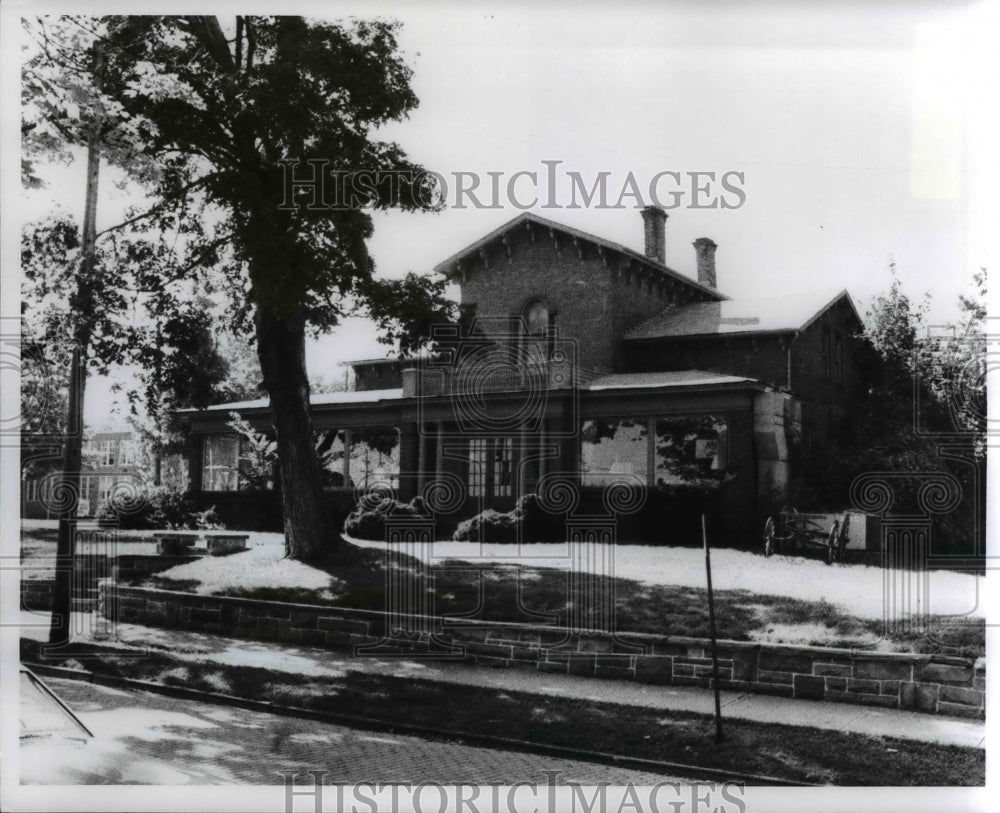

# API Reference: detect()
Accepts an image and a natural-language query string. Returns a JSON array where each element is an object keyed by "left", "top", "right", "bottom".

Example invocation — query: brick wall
[
  {"left": 458, "top": 227, "right": 705, "bottom": 373},
  {"left": 626, "top": 334, "right": 790, "bottom": 389},
  {"left": 101, "top": 584, "right": 984, "bottom": 719}
]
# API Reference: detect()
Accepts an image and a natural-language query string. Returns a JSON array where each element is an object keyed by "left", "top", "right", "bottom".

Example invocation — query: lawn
[
  {"left": 19, "top": 637, "right": 985, "bottom": 786},
  {"left": 20, "top": 525, "right": 985, "bottom": 656}
]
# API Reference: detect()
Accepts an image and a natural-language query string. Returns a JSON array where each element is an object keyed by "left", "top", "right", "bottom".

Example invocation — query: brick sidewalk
[{"left": 22, "top": 678, "right": 683, "bottom": 785}]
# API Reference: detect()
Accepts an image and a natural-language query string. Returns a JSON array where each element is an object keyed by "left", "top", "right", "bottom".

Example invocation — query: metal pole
[{"left": 703, "top": 513, "right": 724, "bottom": 743}]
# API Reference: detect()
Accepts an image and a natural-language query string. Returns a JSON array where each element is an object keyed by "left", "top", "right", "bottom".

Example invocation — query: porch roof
[
  {"left": 176, "top": 388, "right": 405, "bottom": 413},
  {"left": 585, "top": 370, "right": 759, "bottom": 391}
]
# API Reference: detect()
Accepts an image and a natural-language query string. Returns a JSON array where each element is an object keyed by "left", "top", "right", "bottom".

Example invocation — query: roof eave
[{"left": 432, "top": 211, "right": 728, "bottom": 302}]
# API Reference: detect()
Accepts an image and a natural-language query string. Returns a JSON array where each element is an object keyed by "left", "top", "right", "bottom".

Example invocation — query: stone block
[
  {"left": 974, "top": 677, "right": 985, "bottom": 691},
  {"left": 826, "top": 690, "right": 899, "bottom": 709},
  {"left": 916, "top": 663, "right": 973, "bottom": 685},
  {"left": 577, "top": 636, "right": 613, "bottom": 654},
  {"left": 757, "top": 669, "right": 794, "bottom": 685},
  {"left": 317, "top": 616, "right": 369, "bottom": 635},
  {"left": 509, "top": 647, "right": 541, "bottom": 663},
  {"left": 466, "top": 642, "right": 513, "bottom": 659},
  {"left": 672, "top": 664, "right": 695, "bottom": 677},
  {"left": 914, "top": 683, "right": 939, "bottom": 713},
  {"left": 899, "top": 681, "right": 916, "bottom": 709},
  {"left": 826, "top": 677, "right": 847, "bottom": 691},
  {"left": 289, "top": 611, "right": 318, "bottom": 629},
  {"left": 939, "top": 685, "right": 983, "bottom": 706},
  {"left": 847, "top": 678, "right": 880, "bottom": 694},
  {"left": 730, "top": 649, "right": 759, "bottom": 681},
  {"left": 759, "top": 650, "right": 814, "bottom": 674},
  {"left": 794, "top": 674, "right": 826, "bottom": 700},
  {"left": 567, "top": 654, "right": 596, "bottom": 677},
  {"left": 537, "top": 660, "right": 568, "bottom": 674},
  {"left": 634, "top": 656, "right": 673, "bottom": 685},
  {"left": 813, "top": 662, "right": 852, "bottom": 678},
  {"left": 937, "top": 701, "right": 985, "bottom": 720},
  {"left": 854, "top": 658, "right": 913, "bottom": 682}
]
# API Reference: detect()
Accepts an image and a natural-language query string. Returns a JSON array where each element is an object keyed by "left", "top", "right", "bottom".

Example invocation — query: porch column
[
  {"left": 342, "top": 428, "right": 351, "bottom": 488},
  {"left": 417, "top": 421, "right": 427, "bottom": 491}
]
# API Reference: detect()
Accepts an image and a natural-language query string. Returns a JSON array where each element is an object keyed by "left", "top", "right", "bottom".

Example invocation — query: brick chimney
[
  {"left": 693, "top": 237, "right": 717, "bottom": 288},
  {"left": 640, "top": 206, "right": 667, "bottom": 264}
]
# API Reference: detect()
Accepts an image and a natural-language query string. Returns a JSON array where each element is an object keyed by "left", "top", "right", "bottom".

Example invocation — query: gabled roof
[
  {"left": 624, "top": 290, "right": 862, "bottom": 341},
  {"left": 432, "top": 212, "right": 727, "bottom": 302},
  {"left": 586, "top": 370, "right": 759, "bottom": 391}
]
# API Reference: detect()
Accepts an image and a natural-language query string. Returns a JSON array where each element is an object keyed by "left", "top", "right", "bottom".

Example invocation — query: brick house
[
  {"left": 175, "top": 208, "right": 865, "bottom": 541},
  {"left": 22, "top": 431, "right": 143, "bottom": 519}
]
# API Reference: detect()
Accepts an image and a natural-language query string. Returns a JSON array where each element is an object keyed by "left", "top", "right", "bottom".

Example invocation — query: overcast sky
[{"left": 12, "top": 1, "right": 993, "bottom": 427}]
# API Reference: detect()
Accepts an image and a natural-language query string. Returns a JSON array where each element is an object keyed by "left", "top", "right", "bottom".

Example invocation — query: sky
[{"left": 9, "top": 0, "right": 995, "bottom": 428}]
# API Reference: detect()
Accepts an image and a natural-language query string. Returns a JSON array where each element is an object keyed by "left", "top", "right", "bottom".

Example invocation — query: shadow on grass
[{"left": 146, "top": 542, "right": 984, "bottom": 657}]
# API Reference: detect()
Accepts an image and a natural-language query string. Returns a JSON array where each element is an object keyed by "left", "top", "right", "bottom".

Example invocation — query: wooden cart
[{"left": 763, "top": 509, "right": 849, "bottom": 565}]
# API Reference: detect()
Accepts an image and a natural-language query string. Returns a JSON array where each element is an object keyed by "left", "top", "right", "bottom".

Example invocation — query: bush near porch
[{"left": 453, "top": 486, "right": 726, "bottom": 545}]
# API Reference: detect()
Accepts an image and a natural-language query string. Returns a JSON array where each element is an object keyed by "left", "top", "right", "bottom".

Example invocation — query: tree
[
  {"left": 788, "top": 264, "right": 986, "bottom": 554},
  {"left": 92, "top": 16, "right": 455, "bottom": 560}
]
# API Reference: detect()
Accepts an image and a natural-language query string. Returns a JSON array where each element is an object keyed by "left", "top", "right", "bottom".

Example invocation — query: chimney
[
  {"left": 693, "top": 237, "right": 717, "bottom": 288},
  {"left": 640, "top": 206, "right": 667, "bottom": 264}
]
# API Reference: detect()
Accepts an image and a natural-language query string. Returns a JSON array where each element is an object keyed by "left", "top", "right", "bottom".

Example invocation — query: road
[{"left": 21, "top": 677, "right": 685, "bottom": 785}]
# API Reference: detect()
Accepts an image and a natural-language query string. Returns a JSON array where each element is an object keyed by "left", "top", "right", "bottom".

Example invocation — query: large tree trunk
[{"left": 254, "top": 306, "right": 346, "bottom": 560}]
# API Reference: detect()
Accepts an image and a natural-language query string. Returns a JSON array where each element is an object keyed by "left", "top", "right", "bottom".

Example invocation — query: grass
[
  {"left": 20, "top": 637, "right": 984, "bottom": 786},
  {"left": 147, "top": 544, "right": 984, "bottom": 657},
  {"left": 22, "top": 525, "right": 984, "bottom": 656}
]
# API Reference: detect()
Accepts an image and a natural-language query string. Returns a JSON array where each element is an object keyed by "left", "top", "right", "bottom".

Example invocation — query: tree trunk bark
[{"left": 254, "top": 306, "right": 346, "bottom": 560}]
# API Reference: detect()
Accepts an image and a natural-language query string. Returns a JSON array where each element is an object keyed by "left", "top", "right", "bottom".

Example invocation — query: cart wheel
[
  {"left": 763, "top": 517, "right": 776, "bottom": 557},
  {"left": 826, "top": 522, "right": 839, "bottom": 565}
]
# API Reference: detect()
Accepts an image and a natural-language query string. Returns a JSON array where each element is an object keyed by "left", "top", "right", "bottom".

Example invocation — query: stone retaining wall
[{"left": 100, "top": 584, "right": 984, "bottom": 719}]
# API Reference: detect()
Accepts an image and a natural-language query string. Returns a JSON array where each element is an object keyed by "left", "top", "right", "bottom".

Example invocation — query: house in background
[
  {"left": 22, "top": 431, "right": 143, "bottom": 519},
  {"left": 174, "top": 208, "right": 865, "bottom": 540}
]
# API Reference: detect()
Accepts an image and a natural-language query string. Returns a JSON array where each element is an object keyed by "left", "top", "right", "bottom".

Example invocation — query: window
[
  {"left": 580, "top": 419, "right": 648, "bottom": 486},
  {"left": 525, "top": 300, "right": 549, "bottom": 336},
  {"left": 349, "top": 427, "right": 400, "bottom": 490},
  {"left": 316, "top": 429, "right": 349, "bottom": 488},
  {"left": 522, "top": 299, "right": 554, "bottom": 368},
  {"left": 97, "top": 440, "right": 114, "bottom": 466},
  {"left": 468, "top": 438, "right": 488, "bottom": 497},
  {"left": 119, "top": 441, "right": 137, "bottom": 466},
  {"left": 467, "top": 437, "right": 512, "bottom": 497},
  {"left": 202, "top": 435, "right": 239, "bottom": 491},
  {"left": 493, "top": 437, "right": 512, "bottom": 497},
  {"left": 654, "top": 416, "right": 727, "bottom": 484}
]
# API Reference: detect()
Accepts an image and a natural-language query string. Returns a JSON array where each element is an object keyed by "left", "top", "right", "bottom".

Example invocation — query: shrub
[
  {"left": 452, "top": 494, "right": 565, "bottom": 544},
  {"left": 453, "top": 508, "right": 519, "bottom": 543},
  {"left": 97, "top": 484, "right": 223, "bottom": 531},
  {"left": 343, "top": 496, "right": 429, "bottom": 540}
]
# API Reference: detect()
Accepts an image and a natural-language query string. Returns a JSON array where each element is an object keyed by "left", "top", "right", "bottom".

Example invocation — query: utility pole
[
  {"left": 49, "top": 44, "right": 104, "bottom": 648},
  {"left": 703, "top": 513, "right": 724, "bottom": 744}
]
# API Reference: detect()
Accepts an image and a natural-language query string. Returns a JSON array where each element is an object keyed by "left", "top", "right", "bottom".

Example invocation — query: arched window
[{"left": 524, "top": 300, "right": 549, "bottom": 336}]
